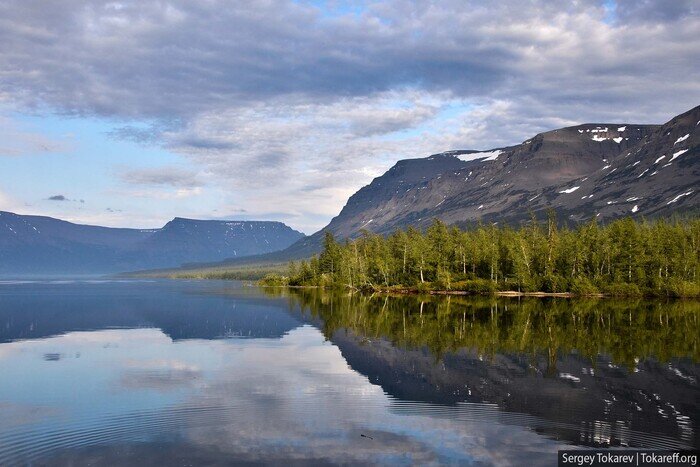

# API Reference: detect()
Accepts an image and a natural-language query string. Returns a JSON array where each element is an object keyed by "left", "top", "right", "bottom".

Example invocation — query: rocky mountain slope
[
  {"left": 327, "top": 105, "right": 697, "bottom": 237},
  {"left": 0, "top": 212, "right": 304, "bottom": 275},
  {"left": 223, "top": 104, "right": 699, "bottom": 265}
]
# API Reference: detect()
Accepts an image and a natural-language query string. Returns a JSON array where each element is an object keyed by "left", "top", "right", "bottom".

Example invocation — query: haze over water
[{"left": 0, "top": 280, "right": 697, "bottom": 465}]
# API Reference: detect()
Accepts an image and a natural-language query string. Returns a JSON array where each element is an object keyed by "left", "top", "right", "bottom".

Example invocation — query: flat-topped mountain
[
  {"left": 136, "top": 217, "right": 304, "bottom": 264},
  {"left": 0, "top": 212, "right": 304, "bottom": 275}
]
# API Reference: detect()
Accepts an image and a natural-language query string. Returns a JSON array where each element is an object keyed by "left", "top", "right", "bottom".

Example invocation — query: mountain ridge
[
  {"left": 5, "top": 105, "right": 697, "bottom": 275},
  {"left": 181, "top": 104, "right": 698, "bottom": 271},
  {"left": 0, "top": 211, "right": 304, "bottom": 275}
]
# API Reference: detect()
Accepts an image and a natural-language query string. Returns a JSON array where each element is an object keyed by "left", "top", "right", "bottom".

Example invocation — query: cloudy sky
[{"left": 0, "top": 0, "right": 698, "bottom": 233}]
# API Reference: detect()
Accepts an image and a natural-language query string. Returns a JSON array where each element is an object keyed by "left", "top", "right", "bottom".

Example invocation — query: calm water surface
[{"left": 0, "top": 280, "right": 697, "bottom": 466}]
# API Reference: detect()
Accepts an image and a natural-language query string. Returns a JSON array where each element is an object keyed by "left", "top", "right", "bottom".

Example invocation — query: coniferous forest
[{"left": 262, "top": 216, "right": 700, "bottom": 297}]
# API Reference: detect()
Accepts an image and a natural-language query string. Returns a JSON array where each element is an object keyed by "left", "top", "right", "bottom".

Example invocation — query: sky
[{"left": 0, "top": 0, "right": 698, "bottom": 234}]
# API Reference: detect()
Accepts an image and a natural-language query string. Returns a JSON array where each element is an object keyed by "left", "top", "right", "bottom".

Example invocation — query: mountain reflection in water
[
  {"left": 0, "top": 280, "right": 697, "bottom": 466},
  {"left": 273, "top": 288, "right": 699, "bottom": 449}
]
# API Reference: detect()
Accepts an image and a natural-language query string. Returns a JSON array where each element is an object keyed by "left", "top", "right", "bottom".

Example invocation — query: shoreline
[
  {"left": 124, "top": 276, "right": 697, "bottom": 299},
  {"left": 255, "top": 284, "right": 668, "bottom": 299}
]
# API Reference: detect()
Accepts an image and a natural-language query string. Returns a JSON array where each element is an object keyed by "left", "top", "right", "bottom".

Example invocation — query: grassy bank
[{"left": 129, "top": 263, "right": 289, "bottom": 281}]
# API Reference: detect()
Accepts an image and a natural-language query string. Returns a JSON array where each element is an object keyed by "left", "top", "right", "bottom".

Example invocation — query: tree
[
  {"left": 279, "top": 215, "right": 699, "bottom": 297},
  {"left": 319, "top": 231, "right": 342, "bottom": 276},
  {"left": 407, "top": 227, "right": 429, "bottom": 283}
]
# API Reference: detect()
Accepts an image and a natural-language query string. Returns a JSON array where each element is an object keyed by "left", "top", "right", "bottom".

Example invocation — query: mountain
[
  {"left": 324, "top": 105, "right": 698, "bottom": 237},
  {"left": 0, "top": 212, "right": 304, "bottom": 275},
  {"left": 203, "top": 105, "right": 699, "bottom": 269},
  {"left": 113, "top": 105, "right": 700, "bottom": 275}
]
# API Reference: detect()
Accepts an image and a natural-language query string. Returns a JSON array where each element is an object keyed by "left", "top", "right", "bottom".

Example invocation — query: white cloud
[
  {"left": 0, "top": 324, "right": 561, "bottom": 464},
  {"left": 0, "top": 1, "right": 697, "bottom": 231}
]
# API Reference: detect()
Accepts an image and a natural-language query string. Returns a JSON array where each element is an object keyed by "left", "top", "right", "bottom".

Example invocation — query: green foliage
[
  {"left": 542, "top": 274, "right": 568, "bottom": 293},
  {"left": 286, "top": 217, "right": 700, "bottom": 297},
  {"left": 602, "top": 283, "right": 643, "bottom": 297},
  {"left": 570, "top": 277, "right": 599, "bottom": 296},
  {"left": 258, "top": 273, "right": 289, "bottom": 286},
  {"left": 662, "top": 278, "right": 700, "bottom": 298},
  {"left": 451, "top": 279, "right": 496, "bottom": 294}
]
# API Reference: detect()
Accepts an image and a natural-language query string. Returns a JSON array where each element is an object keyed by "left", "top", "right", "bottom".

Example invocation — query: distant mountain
[{"left": 0, "top": 212, "right": 304, "bottom": 275}]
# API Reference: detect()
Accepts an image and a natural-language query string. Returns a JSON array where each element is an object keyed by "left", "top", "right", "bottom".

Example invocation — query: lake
[{"left": 0, "top": 280, "right": 697, "bottom": 465}]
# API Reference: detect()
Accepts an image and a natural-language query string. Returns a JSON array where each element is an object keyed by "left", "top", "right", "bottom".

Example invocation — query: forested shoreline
[{"left": 260, "top": 216, "right": 700, "bottom": 298}]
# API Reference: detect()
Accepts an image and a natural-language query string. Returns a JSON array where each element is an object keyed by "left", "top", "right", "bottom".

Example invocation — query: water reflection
[
  {"left": 274, "top": 289, "right": 700, "bottom": 367},
  {"left": 0, "top": 280, "right": 697, "bottom": 466},
  {"left": 275, "top": 288, "right": 699, "bottom": 449},
  {"left": 0, "top": 279, "right": 301, "bottom": 342}
]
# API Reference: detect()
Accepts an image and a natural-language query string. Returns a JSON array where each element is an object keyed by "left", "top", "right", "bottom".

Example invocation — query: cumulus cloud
[
  {"left": 0, "top": 0, "right": 697, "bottom": 231},
  {"left": 614, "top": 0, "right": 697, "bottom": 23},
  {"left": 108, "top": 125, "right": 168, "bottom": 145}
]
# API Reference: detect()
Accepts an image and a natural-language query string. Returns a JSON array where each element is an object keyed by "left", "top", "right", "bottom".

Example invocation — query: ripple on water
[{"left": 0, "top": 396, "right": 694, "bottom": 466}]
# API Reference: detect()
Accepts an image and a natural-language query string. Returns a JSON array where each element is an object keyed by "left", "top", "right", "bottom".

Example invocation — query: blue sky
[
  {"left": 0, "top": 113, "right": 224, "bottom": 228},
  {"left": 0, "top": 0, "right": 698, "bottom": 233}
]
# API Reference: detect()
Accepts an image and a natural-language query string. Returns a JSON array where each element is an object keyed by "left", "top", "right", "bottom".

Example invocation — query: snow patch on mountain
[
  {"left": 670, "top": 149, "right": 688, "bottom": 161},
  {"left": 674, "top": 134, "right": 689, "bottom": 145},
  {"left": 559, "top": 186, "right": 580, "bottom": 194},
  {"left": 667, "top": 191, "right": 693, "bottom": 204},
  {"left": 457, "top": 150, "right": 502, "bottom": 162}
]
